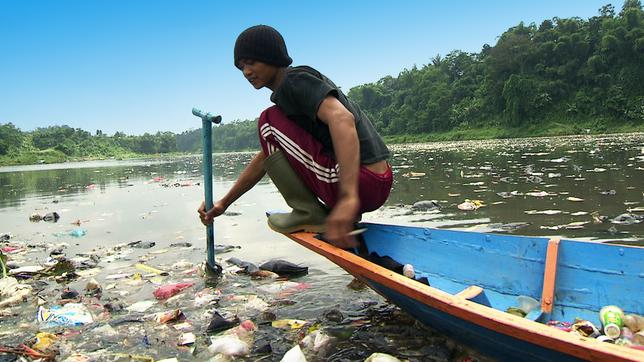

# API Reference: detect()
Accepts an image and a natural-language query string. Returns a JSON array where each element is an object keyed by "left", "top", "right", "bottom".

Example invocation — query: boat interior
[{"left": 356, "top": 222, "right": 643, "bottom": 328}]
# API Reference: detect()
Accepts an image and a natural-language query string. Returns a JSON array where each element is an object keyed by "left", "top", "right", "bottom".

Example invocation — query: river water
[{"left": 0, "top": 133, "right": 642, "bottom": 361}]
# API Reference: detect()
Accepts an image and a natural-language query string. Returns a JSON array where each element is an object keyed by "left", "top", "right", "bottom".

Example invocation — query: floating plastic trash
[
  {"left": 8, "top": 265, "right": 44, "bottom": 275},
  {"left": 155, "top": 309, "right": 185, "bottom": 324},
  {"left": 301, "top": 330, "right": 333, "bottom": 354},
  {"left": 259, "top": 259, "right": 308, "bottom": 277},
  {"left": 0, "top": 276, "right": 32, "bottom": 308},
  {"left": 135, "top": 263, "right": 167, "bottom": 275},
  {"left": 208, "top": 335, "right": 250, "bottom": 356},
  {"left": 281, "top": 344, "right": 307, "bottom": 361},
  {"left": 178, "top": 332, "right": 196, "bottom": 346},
  {"left": 33, "top": 332, "right": 58, "bottom": 352},
  {"left": 524, "top": 209, "right": 562, "bottom": 215},
  {"left": 525, "top": 191, "right": 551, "bottom": 197},
  {"left": 271, "top": 319, "right": 308, "bottom": 329},
  {"left": 206, "top": 311, "right": 239, "bottom": 333},
  {"left": 611, "top": 213, "right": 643, "bottom": 225},
  {"left": 153, "top": 282, "right": 194, "bottom": 299},
  {"left": 37, "top": 303, "right": 93, "bottom": 328},
  {"left": 128, "top": 240, "right": 156, "bottom": 248},
  {"left": 127, "top": 300, "right": 156, "bottom": 313},
  {"left": 411, "top": 200, "right": 441, "bottom": 211},
  {"left": 457, "top": 199, "right": 484, "bottom": 211},
  {"left": 402, "top": 171, "right": 426, "bottom": 178},
  {"left": 227, "top": 257, "right": 260, "bottom": 274},
  {"left": 69, "top": 228, "right": 87, "bottom": 238},
  {"left": 365, "top": 352, "right": 402, "bottom": 362}
]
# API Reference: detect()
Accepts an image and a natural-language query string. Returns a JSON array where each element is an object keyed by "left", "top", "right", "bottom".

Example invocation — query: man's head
[
  {"left": 234, "top": 25, "right": 292, "bottom": 90},
  {"left": 234, "top": 25, "right": 292, "bottom": 69}
]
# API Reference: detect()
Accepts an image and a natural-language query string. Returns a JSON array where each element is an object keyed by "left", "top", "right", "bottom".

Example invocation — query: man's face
[{"left": 238, "top": 59, "right": 277, "bottom": 89}]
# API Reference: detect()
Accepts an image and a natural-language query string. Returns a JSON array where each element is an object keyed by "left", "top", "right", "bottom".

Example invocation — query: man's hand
[
  {"left": 323, "top": 195, "right": 360, "bottom": 249},
  {"left": 196, "top": 151, "right": 267, "bottom": 227},
  {"left": 198, "top": 200, "right": 227, "bottom": 225}
]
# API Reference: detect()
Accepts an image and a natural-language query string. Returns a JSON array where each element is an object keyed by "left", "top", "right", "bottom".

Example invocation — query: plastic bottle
[
  {"left": 402, "top": 264, "right": 415, "bottom": 279},
  {"left": 623, "top": 314, "right": 644, "bottom": 333},
  {"left": 517, "top": 296, "right": 540, "bottom": 314},
  {"left": 621, "top": 327, "right": 634, "bottom": 341},
  {"left": 634, "top": 331, "right": 644, "bottom": 346},
  {"left": 599, "top": 306, "right": 624, "bottom": 339}
]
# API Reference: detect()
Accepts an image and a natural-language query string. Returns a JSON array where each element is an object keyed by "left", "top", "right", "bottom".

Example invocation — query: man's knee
[{"left": 258, "top": 106, "right": 286, "bottom": 156}]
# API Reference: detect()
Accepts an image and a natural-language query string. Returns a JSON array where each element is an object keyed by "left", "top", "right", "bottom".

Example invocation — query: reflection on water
[
  {"left": 4, "top": 134, "right": 641, "bottom": 243},
  {"left": 0, "top": 154, "right": 252, "bottom": 209},
  {"left": 381, "top": 134, "right": 644, "bottom": 244}
]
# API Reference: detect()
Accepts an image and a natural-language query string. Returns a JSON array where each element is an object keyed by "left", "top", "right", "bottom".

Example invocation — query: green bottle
[{"left": 599, "top": 305, "right": 624, "bottom": 339}]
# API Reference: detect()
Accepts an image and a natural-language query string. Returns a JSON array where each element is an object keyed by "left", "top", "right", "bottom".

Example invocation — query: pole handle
[{"left": 192, "top": 107, "right": 222, "bottom": 124}]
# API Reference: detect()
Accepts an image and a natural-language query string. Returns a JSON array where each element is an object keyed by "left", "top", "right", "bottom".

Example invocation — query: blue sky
[{"left": 0, "top": 0, "right": 617, "bottom": 135}]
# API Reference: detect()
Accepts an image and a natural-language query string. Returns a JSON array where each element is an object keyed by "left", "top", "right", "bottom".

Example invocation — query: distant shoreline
[
  {"left": 382, "top": 121, "right": 644, "bottom": 144},
  {"left": 2, "top": 128, "right": 643, "bottom": 168}
]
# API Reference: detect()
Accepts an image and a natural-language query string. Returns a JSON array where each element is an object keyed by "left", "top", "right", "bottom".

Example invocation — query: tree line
[
  {"left": 0, "top": 124, "right": 178, "bottom": 158},
  {"left": 0, "top": 120, "right": 259, "bottom": 164},
  {"left": 1, "top": 1, "right": 642, "bottom": 165},
  {"left": 347, "top": 0, "right": 643, "bottom": 134}
]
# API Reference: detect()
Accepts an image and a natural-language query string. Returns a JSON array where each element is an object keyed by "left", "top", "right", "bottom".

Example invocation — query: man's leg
[
  {"left": 259, "top": 106, "right": 339, "bottom": 208},
  {"left": 259, "top": 106, "right": 329, "bottom": 233},
  {"left": 358, "top": 165, "right": 393, "bottom": 213},
  {"left": 259, "top": 105, "right": 393, "bottom": 214}
]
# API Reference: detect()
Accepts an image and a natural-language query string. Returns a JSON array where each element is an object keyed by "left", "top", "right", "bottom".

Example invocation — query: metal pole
[
  {"left": 202, "top": 118, "right": 215, "bottom": 268},
  {"left": 192, "top": 108, "right": 222, "bottom": 273}
]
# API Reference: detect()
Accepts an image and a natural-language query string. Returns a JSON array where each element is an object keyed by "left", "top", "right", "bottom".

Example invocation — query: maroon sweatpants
[{"left": 258, "top": 105, "right": 393, "bottom": 213}]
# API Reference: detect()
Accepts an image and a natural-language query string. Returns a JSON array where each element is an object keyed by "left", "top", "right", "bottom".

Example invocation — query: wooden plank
[
  {"left": 455, "top": 285, "right": 491, "bottom": 307},
  {"left": 455, "top": 285, "right": 483, "bottom": 299},
  {"left": 541, "top": 238, "right": 560, "bottom": 314}
]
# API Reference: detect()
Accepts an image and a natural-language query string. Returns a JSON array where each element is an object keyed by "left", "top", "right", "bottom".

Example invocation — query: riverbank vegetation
[
  {"left": 350, "top": 0, "right": 643, "bottom": 136},
  {"left": 1, "top": 1, "right": 642, "bottom": 166}
]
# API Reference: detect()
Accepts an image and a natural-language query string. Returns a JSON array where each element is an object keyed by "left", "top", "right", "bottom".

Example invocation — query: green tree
[{"left": 0, "top": 123, "right": 23, "bottom": 155}]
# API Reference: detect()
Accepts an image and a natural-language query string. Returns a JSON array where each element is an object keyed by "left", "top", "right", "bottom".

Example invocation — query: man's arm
[
  {"left": 199, "top": 150, "right": 266, "bottom": 224},
  {"left": 317, "top": 95, "right": 360, "bottom": 248}
]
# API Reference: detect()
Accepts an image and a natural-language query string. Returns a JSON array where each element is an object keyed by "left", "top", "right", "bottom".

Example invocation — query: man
[{"left": 199, "top": 25, "right": 392, "bottom": 249}]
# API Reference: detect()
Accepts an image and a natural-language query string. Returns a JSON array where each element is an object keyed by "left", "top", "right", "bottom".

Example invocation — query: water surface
[{"left": 0, "top": 134, "right": 642, "bottom": 360}]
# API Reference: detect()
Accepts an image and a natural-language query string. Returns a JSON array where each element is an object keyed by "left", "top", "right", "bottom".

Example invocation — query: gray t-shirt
[{"left": 270, "top": 66, "right": 390, "bottom": 164}]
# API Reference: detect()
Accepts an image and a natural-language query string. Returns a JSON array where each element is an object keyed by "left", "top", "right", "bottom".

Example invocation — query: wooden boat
[{"left": 283, "top": 222, "right": 644, "bottom": 362}]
